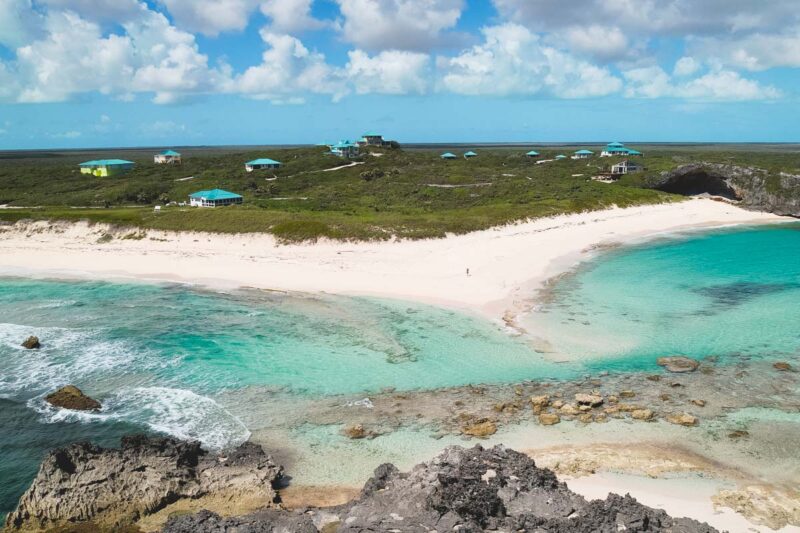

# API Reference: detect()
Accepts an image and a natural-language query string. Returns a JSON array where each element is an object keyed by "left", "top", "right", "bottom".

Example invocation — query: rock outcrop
[
  {"left": 44, "top": 385, "right": 102, "bottom": 411},
  {"left": 648, "top": 163, "right": 800, "bottom": 216},
  {"left": 164, "top": 444, "right": 718, "bottom": 533},
  {"left": 657, "top": 356, "right": 700, "bottom": 373},
  {"left": 5, "top": 435, "right": 282, "bottom": 532},
  {"left": 21, "top": 336, "right": 40, "bottom": 349}
]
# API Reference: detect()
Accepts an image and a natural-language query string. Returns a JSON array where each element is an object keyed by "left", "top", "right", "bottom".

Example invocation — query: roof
[
  {"left": 607, "top": 142, "right": 625, "bottom": 147},
  {"left": 362, "top": 132, "right": 382, "bottom": 137},
  {"left": 574, "top": 149, "right": 594, "bottom": 155},
  {"left": 79, "top": 159, "right": 134, "bottom": 167},
  {"left": 247, "top": 158, "right": 282, "bottom": 166},
  {"left": 464, "top": 151, "right": 478, "bottom": 156},
  {"left": 627, "top": 149, "right": 643, "bottom": 156},
  {"left": 189, "top": 189, "right": 242, "bottom": 201},
  {"left": 555, "top": 155, "right": 567, "bottom": 159},
  {"left": 526, "top": 150, "right": 540, "bottom": 156},
  {"left": 332, "top": 140, "right": 358, "bottom": 148},
  {"left": 159, "top": 150, "right": 181, "bottom": 156},
  {"left": 441, "top": 152, "right": 457, "bottom": 158}
]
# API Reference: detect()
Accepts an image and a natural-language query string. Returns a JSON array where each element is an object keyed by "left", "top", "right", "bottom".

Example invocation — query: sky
[{"left": 0, "top": 0, "right": 799, "bottom": 149}]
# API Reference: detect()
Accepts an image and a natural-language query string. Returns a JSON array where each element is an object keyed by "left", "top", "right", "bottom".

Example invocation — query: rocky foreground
[{"left": 6, "top": 436, "right": 718, "bottom": 533}]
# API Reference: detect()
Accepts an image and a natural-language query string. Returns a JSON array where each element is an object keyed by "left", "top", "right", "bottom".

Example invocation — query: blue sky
[{"left": 0, "top": 0, "right": 798, "bottom": 149}]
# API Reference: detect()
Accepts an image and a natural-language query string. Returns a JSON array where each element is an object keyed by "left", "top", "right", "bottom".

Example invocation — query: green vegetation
[{"left": 0, "top": 144, "right": 797, "bottom": 242}]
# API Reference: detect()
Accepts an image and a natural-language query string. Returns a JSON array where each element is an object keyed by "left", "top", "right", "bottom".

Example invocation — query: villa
[
  {"left": 464, "top": 151, "right": 478, "bottom": 158},
  {"left": 611, "top": 159, "right": 644, "bottom": 175},
  {"left": 359, "top": 133, "right": 384, "bottom": 146},
  {"left": 79, "top": 159, "right": 134, "bottom": 177},
  {"left": 572, "top": 149, "right": 594, "bottom": 159},
  {"left": 330, "top": 140, "right": 359, "bottom": 158},
  {"left": 441, "top": 152, "right": 457, "bottom": 160},
  {"left": 189, "top": 189, "right": 243, "bottom": 207},
  {"left": 526, "top": 150, "right": 540, "bottom": 158},
  {"left": 601, "top": 142, "right": 643, "bottom": 157},
  {"left": 245, "top": 158, "right": 282, "bottom": 172},
  {"left": 154, "top": 150, "right": 181, "bottom": 164}
]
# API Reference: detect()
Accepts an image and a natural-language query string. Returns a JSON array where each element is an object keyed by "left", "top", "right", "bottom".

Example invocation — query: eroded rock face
[
  {"left": 649, "top": 163, "right": 800, "bottom": 216},
  {"left": 5, "top": 435, "right": 282, "bottom": 532},
  {"left": 45, "top": 385, "right": 102, "bottom": 411},
  {"left": 164, "top": 445, "right": 718, "bottom": 533}
]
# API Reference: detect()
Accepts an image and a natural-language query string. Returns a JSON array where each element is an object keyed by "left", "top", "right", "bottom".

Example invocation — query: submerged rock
[
  {"left": 163, "top": 444, "right": 719, "bottom": 532},
  {"left": 21, "top": 336, "right": 40, "bottom": 349},
  {"left": 5, "top": 435, "right": 282, "bottom": 531},
  {"left": 774, "top": 362, "right": 793, "bottom": 372},
  {"left": 342, "top": 424, "right": 369, "bottom": 439},
  {"left": 667, "top": 413, "right": 699, "bottom": 427},
  {"left": 45, "top": 385, "right": 101, "bottom": 411},
  {"left": 462, "top": 419, "right": 497, "bottom": 437},
  {"left": 538, "top": 413, "right": 560, "bottom": 425},
  {"left": 657, "top": 356, "right": 700, "bottom": 373}
]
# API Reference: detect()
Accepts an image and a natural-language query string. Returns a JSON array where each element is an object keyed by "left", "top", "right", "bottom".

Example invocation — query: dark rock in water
[
  {"left": 45, "top": 385, "right": 102, "bottom": 411},
  {"left": 657, "top": 356, "right": 700, "bottom": 373},
  {"left": 647, "top": 163, "right": 800, "bottom": 216},
  {"left": 163, "top": 445, "right": 718, "bottom": 533},
  {"left": 21, "top": 336, "right": 40, "bottom": 349},
  {"left": 773, "top": 362, "right": 793, "bottom": 371},
  {"left": 5, "top": 435, "right": 282, "bottom": 531}
]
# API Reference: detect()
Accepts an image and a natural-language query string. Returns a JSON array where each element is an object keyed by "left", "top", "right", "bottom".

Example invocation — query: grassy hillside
[{"left": 0, "top": 144, "right": 797, "bottom": 241}]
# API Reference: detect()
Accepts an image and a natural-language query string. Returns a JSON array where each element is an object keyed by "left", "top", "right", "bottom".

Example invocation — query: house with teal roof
[
  {"left": 329, "top": 140, "right": 359, "bottom": 158},
  {"left": 441, "top": 152, "right": 457, "bottom": 160},
  {"left": 79, "top": 159, "right": 134, "bottom": 177},
  {"left": 154, "top": 150, "right": 181, "bottom": 164},
  {"left": 245, "top": 158, "right": 282, "bottom": 172},
  {"left": 572, "top": 149, "right": 594, "bottom": 159},
  {"left": 464, "top": 151, "right": 478, "bottom": 158},
  {"left": 601, "top": 142, "right": 643, "bottom": 157},
  {"left": 555, "top": 154, "right": 567, "bottom": 160},
  {"left": 526, "top": 150, "right": 540, "bottom": 158},
  {"left": 189, "top": 189, "right": 243, "bottom": 208}
]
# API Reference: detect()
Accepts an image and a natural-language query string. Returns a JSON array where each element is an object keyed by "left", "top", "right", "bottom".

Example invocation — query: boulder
[
  {"left": 773, "top": 362, "right": 792, "bottom": 371},
  {"left": 5, "top": 436, "right": 282, "bottom": 532},
  {"left": 538, "top": 413, "right": 560, "bottom": 426},
  {"left": 45, "top": 385, "right": 101, "bottom": 411},
  {"left": 343, "top": 424, "right": 368, "bottom": 439},
  {"left": 667, "top": 413, "right": 699, "bottom": 427},
  {"left": 462, "top": 419, "right": 497, "bottom": 437},
  {"left": 559, "top": 403, "right": 581, "bottom": 416},
  {"left": 575, "top": 393, "right": 604, "bottom": 407},
  {"left": 657, "top": 356, "right": 700, "bottom": 373},
  {"left": 530, "top": 395, "right": 550, "bottom": 414},
  {"left": 631, "top": 409, "right": 654, "bottom": 421},
  {"left": 619, "top": 390, "right": 636, "bottom": 398},
  {"left": 21, "top": 336, "right": 41, "bottom": 349},
  {"left": 691, "top": 399, "right": 707, "bottom": 407}
]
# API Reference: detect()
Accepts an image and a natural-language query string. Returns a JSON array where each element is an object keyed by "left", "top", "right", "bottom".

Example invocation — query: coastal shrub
[{"left": 270, "top": 220, "right": 336, "bottom": 243}]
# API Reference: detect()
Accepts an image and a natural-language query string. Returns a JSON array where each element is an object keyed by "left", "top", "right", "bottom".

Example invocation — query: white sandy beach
[{"left": 0, "top": 198, "right": 789, "bottom": 325}]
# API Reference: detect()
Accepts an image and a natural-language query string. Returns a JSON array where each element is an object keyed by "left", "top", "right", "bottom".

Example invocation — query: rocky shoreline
[{"left": 5, "top": 436, "right": 719, "bottom": 532}]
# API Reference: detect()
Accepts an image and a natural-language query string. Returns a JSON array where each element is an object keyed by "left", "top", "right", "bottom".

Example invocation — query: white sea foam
[{"left": 29, "top": 386, "right": 251, "bottom": 451}]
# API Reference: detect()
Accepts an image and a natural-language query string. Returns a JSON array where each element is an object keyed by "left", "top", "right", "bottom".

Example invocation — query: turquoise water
[
  {"left": 524, "top": 223, "right": 800, "bottom": 372},
  {"left": 2, "top": 222, "right": 800, "bottom": 517}
]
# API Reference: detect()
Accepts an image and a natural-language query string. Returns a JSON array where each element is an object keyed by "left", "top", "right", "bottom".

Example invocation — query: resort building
[
  {"left": 441, "top": 152, "right": 457, "bottom": 160},
  {"left": 526, "top": 150, "right": 540, "bottom": 158},
  {"left": 189, "top": 189, "right": 243, "bottom": 207},
  {"left": 601, "top": 142, "right": 643, "bottom": 157},
  {"left": 464, "top": 151, "right": 478, "bottom": 158},
  {"left": 329, "top": 140, "right": 360, "bottom": 158},
  {"left": 611, "top": 159, "right": 644, "bottom": 175},
  {"left": 359, "top": 133, "right": 384, "bottom": 146},
  {"left": 79, "top": 159, "right": 134, "bottom": 177},
  {"left": 154, "top": 150, "right": 181, "bottom": 164},
  {"left": 245, "top": 158, "right": 282, "bottom": 172},
  {"left": 555, "top": 154, "right": 567, "bottom": 160},
  {"left": 572, "top": 149, "right": 594, "bottom": 159}
]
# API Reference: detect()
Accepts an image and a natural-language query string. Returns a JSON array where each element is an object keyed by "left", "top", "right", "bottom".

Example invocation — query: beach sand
[{"left": 1, "top": 198, "right": 797, "bottom": 531}]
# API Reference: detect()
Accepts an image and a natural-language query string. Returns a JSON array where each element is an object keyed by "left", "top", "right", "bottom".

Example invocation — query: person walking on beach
[{"left": 466, "top": 267, "right": 470, "bottom": 276}]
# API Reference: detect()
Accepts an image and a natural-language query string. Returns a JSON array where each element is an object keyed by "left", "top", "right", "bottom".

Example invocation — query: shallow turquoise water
[
  {"left": 1, "top": 222, "right": 799, "bottom": 517},
  {"left": 524, "top": 223, "right": 800, "bottom": 372}
]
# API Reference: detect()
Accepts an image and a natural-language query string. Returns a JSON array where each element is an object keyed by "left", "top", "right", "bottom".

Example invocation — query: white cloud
[
  {"left": 336, "top": 0, "right": 463, "bottom": 51},
  {"left": 236, "top": 30, "right": 345, "bottom": 101},
  {"left": 37, "top": 0, "right": 145, "bottom": 23},
  {"left": 346, "top": 49, "right": 430, "bottom": 94},
  {"left": 689, "top": 31, "right": 800, "bottom": 71},
  {"left": 260, "top": 0, "right": 324, "bottom": 32},
  {"left": 561, "top": 25, "right": 630, "bottom": 62},
  {"left": 623, "top": 65, "right": 782, "bottom": 101},
  {"left": 439, "top": 23, "right": 621, "bottom": 98},
  {"left": 673, "top": 56, "right": 700, "bottom": 76},
  {"left": 0, "top": 0, "right": 43, "bottom": 48},
  {"left": 158, "top": 0, "right": 260, "bottom": 36},
  {"left": 50, "top": 130, "right": 82, "bottom": 139}
]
